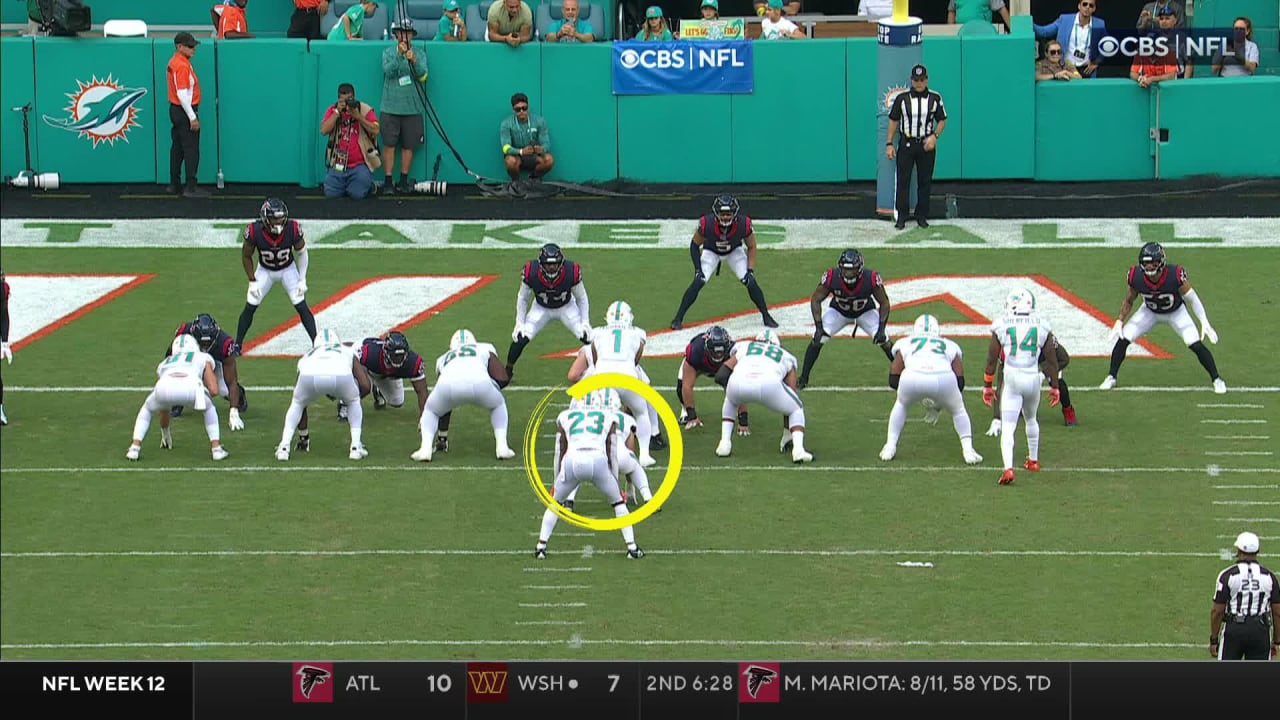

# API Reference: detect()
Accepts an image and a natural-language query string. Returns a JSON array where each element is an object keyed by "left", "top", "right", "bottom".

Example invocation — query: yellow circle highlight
[{"left": 523, "top": 372, "right": 683, "bottom": 531}]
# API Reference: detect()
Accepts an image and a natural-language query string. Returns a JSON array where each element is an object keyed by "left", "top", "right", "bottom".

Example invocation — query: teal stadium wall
[{"left": 2, "top": 19, "right": 1278, "bottom": 186}]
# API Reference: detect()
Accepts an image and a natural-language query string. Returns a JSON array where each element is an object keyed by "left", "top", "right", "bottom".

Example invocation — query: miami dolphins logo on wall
[{"left": 42, "top": 75, "right": 147, "bottom": 147}]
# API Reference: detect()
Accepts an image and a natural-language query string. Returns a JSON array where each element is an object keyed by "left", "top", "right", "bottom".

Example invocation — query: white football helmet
[
  {"left": 756, "top": 329, "right": 780, "bottom": 346},
  {"left": 600, "top": 388, "right": 623, "bottom": 411},
  {"left": 604, "top": 300, "right": 634, "bottom": 328},
  {"left": 913, "top": 314, "right": 941, "bottom": 337},
  {"left": 314, "top": 328, "right": 340, "bottom": 349},
  {"left": 450, "top": 329, "right": 475, "bottom": 351},
  {"left": 171, "top": 334, "right": 199, "bottom": 355},
  {"left": 1005, "top": 288, "right": 1036, "bottom": 316}
]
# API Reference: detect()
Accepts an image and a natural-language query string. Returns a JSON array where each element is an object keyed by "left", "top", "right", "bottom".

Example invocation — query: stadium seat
[
  {"left": 465, "top": 1, "right": 491, "bottom": 41},
  {"left": 103, "top": 19, "right": 148, "bottom": 37},
  {"left": 535, "top": 2, "right": 604, "bottom": 40},
  {"left": 406, "top": 0, "right": 444, "bottom": 40},
  {"left": 363, "top": 3, "right": 390, "bottom": 39}
]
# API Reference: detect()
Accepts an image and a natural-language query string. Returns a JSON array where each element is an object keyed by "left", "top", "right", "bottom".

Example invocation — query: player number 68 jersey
[
  {"left": 730, "top": 340, "right": 798, "bottom": 381},
  {"left": 891, "top": 333, "right": 961, "bottom": 374},
  {"left": 991, "top": 313, "right": 1052, "bottom": 372}
]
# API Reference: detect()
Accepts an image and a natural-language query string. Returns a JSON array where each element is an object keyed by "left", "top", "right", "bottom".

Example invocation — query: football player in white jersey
[
  {"left": 713, "top": 329, "right": 814, "bottom": 463},
  {"left": 535, "top": 390, "right": 645, "bottom": 560},
  {"left": 879, "top": 314, "right": 982, "bottom": 464},
  {"left": 983, "top": 289, "right": 1061, "bottom": 486},
  {"left": 127, "top": 334, "right": 228, "bottom": 461},
  {"left": 412, "top": 329, "right": 517, "bottom": 462},
  {"left": 567, "top": 308, "right": 666, "bottom": 454},
  {"left": 568, "top": 300, "right": 658, "bottom": 467},
  {"left": 561, "top": 388, "right": 656, "bottom": 510},
  {"left": 276, "top": 328, "right": 372, "bottom": 461}
]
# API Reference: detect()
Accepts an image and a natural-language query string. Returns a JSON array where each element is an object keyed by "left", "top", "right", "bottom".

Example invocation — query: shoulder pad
[{"left": 741, "top": 216, "right": 753, "bottom": 235}]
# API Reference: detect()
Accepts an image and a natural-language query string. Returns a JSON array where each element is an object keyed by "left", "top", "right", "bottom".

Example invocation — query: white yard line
[
  {"left": 1201, "top": 419, "right": 1269, "bottom": 424},
  {"left": 1204, "top": 451, "right": 1274, "bottom": 456},
  {"left": 0, "top": 548, "right": 1234, "bottom": 559},
  {"left": 521, "top": 567, "right": 593, "bottom": 572},
  {"left": 11, "top": 384, "right": 1280, "bottom": 394},
  {"left": 522, "top": 585, "right": 592, "bottom": 590},
  {"left": 1204, "top": 436, "right": 1270, "bottom": 440},
  {"left": 518, "top": 603, "right": 589, "bottom": 608},
  {"left": 1218, "top": 518, "right": 1280, "bottom": 523},
  {"left": 4, "top": 464, "right": 1279, "bottom": 475},
  {"left": 1211, "top": 501, "right": 1280, "bottom": 505},
  {"left": 1197, "top": 403, "right": 1265, "bottom": 408},
  {"left": 1212, "top": 485, "right": 1279, "bottom": 489},
  {"left": 512, "top": 621, "right": 586, "bottom": 626}
]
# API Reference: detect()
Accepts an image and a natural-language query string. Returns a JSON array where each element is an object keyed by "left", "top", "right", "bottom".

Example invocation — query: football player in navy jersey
[
  {"left": 234, "top": 198, "right": 318, "bottom": 349},
  {"left": 676, "top": 326, "right": 751, "bottom": 435},
  {"left": 670, "top": 194, "right": 779, "bottom": 331},
  {"left": 506, "top": 243, "right": 591, "bottom": 379},
  {"left": 1, "top": 271, "right": 11, "bottom": 425},
  {"left": 1100, "top": 242, "right": 1225, "bottom": 393},
  {"left": 337, "top": 331, "right": 430, "bottom": 422},
  {"left": 167, "top": 313, "right": 247, "bottom": 430},
  {"left": 797, "top": 249, "right": 893, "bottom": 389}
]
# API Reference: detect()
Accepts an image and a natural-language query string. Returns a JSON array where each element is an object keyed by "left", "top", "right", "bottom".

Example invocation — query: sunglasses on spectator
[
  {"left": 1079, "top": 2, "right": 1094, "bottom": 7},
  {"left": 513, "top": 105, "right": 529, "bottom": 111},
  {"left": 1048, "top": 49, "right": 1062, "bottom": 55}
]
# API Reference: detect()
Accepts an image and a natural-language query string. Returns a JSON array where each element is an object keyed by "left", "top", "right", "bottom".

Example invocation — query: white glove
[
  {"left": 247, "top": 281, "right": 263, "bottom": 304},
  {"left": 228, "top": 408, "right": 244, "bottom": 431},
  {"left": 0, "top": 341, "right": 11, "bottom": 364},
  {"left": 297, "top": 278, "right": 308, "bottom": 296},
  {"left": 1201, "top": 322, "right": 1218, "bottom": 345},
  {"left": 1106, "top": 319, "right": 1123, "bottom": 345},
  {"left": 986, "top": 419, "right": 1002, "bottom": 437}
]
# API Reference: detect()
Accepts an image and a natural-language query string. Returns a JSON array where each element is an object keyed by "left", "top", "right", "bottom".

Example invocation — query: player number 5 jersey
[
  {"left": 731, "top": 340, "right": 798, "bottom": 381},
  {"left": 991, "top": 314, "right": 1052, "bottom": 372},
  {"left": 892, "top": 333, "right": 961, "bottom": 374}
]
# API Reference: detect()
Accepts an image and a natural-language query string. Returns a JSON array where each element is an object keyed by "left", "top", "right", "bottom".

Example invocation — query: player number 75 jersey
[{"left": 991, "top": 314, "right": 1052, "bottom": 372}]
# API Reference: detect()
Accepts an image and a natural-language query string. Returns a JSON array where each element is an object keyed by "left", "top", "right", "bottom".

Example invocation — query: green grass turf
[{"left": 0, "top": 246, "right": 1276, "bottom": 660}]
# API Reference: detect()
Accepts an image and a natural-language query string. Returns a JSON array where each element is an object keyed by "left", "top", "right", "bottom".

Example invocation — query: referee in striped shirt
[
  {"left": 886, "top": 64, "right": 947, "bottom": 230},
  {"left": 1210, "top": 531, "right": 1280, "bottom": 660}
]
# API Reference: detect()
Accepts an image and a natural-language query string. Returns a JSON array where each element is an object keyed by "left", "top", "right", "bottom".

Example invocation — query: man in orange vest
[
  {"left": 288, "top": 0, "right": 329, "bottom": 39},
  {"left": 216, "top": 0, "right": 255, "bottom": 39},
  {"left": 166, "top": 32, "right": 209, "bottom": 198}
]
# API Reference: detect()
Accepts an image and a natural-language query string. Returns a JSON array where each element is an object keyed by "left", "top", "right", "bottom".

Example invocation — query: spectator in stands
[
  {"left": 760, "top": 0, "right": 804, "bottom": 40},
  {"left": 1034, "top": 0, "right": 1107, "bottom": 78},
  {"left": 289, "top": 0, "right": 328, "bottom": 40},
  {"left": 501, "top": 92, "right": 554, "bottom": 184},
  {"left": 488, "top": 0, "right": 533, "bottom": 46},
  {"left": 545, "top": 0, "right": 595, "bottom": 43},
  {"left": 858, "top": 0, "right": 893, "bottom": 20},
  {"left": 1213, "top": 17, "right": 1260, "bottom": 78},
  {"left": 328, "top": 0, "right": 380, "bottom": 41},
  {"left": 948, "top": 0, "right": 1011, "bottom": 30},
  {"left": 700, "top": 0, "right": 719, "bottom": 20},
  {"left": 321, "top": 83, "right": 381, "bottom": 199},
  {"left": 1036, "top": 40, "right": 1081, "bottom": 81},
  {"left": 434, "top": 0, "right": 468, "bottom": 41},
  {"left": 1130, "top": 8, "right": 1180, "bottom": 88},
  {"left": 636, "top": 6, "right": 673, "bottom": 40},
  {"left": 379, "top": 18, "right": 428, "bottom": 194},
  {"left": 214, "top": 1, "right": 254, "bottom": 39},
  {"left": 754, "top": 1, "right": 799, "bottom": 16},
  {"left": 1137, "top": 0, "right": 1184, "bottom": 30}
]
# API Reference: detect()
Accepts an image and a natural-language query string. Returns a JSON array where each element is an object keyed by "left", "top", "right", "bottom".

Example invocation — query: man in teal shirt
[
  {"left": 545, "top": 0, "right": 595, "bottom": 43},
  {"left": 434, "top": 0, "right": 468, "bottom": 41},
  {"left": 947, "top": 0, "right": 1011, "bottom": 29},
  {"left": 501, "top": 93, "right": 554, "bottom": 183},
  {"left": 379, "top": 18, "right": 429, "bottom": 193},
  {"left": 328, "top": 0, "right": 379, "bottom": 40}
]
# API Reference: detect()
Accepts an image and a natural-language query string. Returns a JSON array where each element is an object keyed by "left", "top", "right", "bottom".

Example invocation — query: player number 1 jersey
[{"left": 592, "top": 326, "right": 646, "bottom": 369}]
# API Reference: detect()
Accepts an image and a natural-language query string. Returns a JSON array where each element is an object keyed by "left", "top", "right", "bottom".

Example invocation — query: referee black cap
[{"left": 910, "top": 64, "right": 927, "bottom": 80}]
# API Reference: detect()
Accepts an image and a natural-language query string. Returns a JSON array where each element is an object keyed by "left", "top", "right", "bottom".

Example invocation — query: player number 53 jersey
[
  {"left": 156, "top": 349, "right": 214, "bottom": 380},
  {"left": 892, "top": 333, "right": 961, "bottom": 374},
  {"left": 557, "top": 408, "right": 618, "bottom": 453},
  {"left": 991, "top": 314, "right": 1052, "bottom": 372},
  {"left": 731, "top": 340, "right": 798, "bottom": 381},
  {"left": 1127, "top": 264, "right": 1187, "bottom": 314},
  {"left": 245, "top": 219, "right": 303, "bottom": 271}
]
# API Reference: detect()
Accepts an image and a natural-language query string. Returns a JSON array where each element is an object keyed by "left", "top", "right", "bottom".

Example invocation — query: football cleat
[
  {"left": 715, "top": 440, "right": 733, "bottom": 457},
  {"left": 534, "top": 547, "right": 547, "bottom": 560},
  {"left": 275, "top": 446, "right": 290, "bottom": 461},
  {"left": 295, "top": 434, "right": 310, "bottom": 452},
  {"left": 211, "top": 446, "right": 229, "bottom": 461},
  {"left": 1099, "top": 376, "right": 1116, "bottom": 390},
  {"left": 650, "top": 433, "right": 667, "bottom": 451},
  {"left": 797, "top": 375, "right": 809, "bottom": 390},
  {"left": 963, "top": 448, "right": 984, "bottom": 465},
  {"left": 1063, "top": 407, "right": 1078, "bottom": 426},
  {"left": 1023, "top": 458, "right": 1041, "bottom": 472},
  {"left": 434, "top": 435, "right": 449, "bottom": 453},
  {"left": 126, "top": 445, "right": 141, "bottom": 461},
  {"left": 761, "top": 313, "right": 779, "bottom": 329},
  {"left": 561, "top": 500, "right": 575, "bottom": 511},
  {"left": 496, "top": 446, "right": 516, "bottom": 460},
  {"left": 236, "top": 384, "right": 248, "bottom": 412},
  {"left": 349, "top": 444, "right": 369, "bottom": 460},
  {"left": 638, "top": 454, "right": 657, "bottom": 468},
  {"left": 879, "top": 443, "right": 896, "bottom": 461},
  {"left": 337, "top": 402, "right": 349, "bottom": 422},
  {"left": 0, "top": 407, "right": 7, "bottom": 426},
  {"left": 780, "top": 430, "right": 793, "bottom": 453},
  {"left": 410, "top": 447, "right": 433, "bottom": 462},
  {"left": 1213, "top": 378, "right": 1227, "bottom": 395},
  {"left": 792, "top": 448, "right": 814, "bottom": 464},
  {"left": 372, "top": 385, "right": 386, "bottom": 410},
  {"left": 170, "top": 405, "right": 184, "bottom": 418},
  {"left": 998, "top": 469, "right": 1015, "bottom": 485},
  {"left": 670, "top": 319, "right": 683, "bottom": 331},
  {"left": 626, "top": 547, "right": 646, "bottom": 559}
]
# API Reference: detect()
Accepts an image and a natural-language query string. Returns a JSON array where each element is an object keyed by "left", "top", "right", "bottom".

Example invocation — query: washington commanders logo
[
  {"left": 466, "top": 662, "right": 510, "bottom": 703},
  {"left": 42, "top": 75, "right": 147, "bottom": 147}
]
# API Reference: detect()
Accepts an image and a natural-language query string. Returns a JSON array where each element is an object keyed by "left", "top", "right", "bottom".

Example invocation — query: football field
[{"left": 1, "top": 218, "right": 1277, "bottom": 661}]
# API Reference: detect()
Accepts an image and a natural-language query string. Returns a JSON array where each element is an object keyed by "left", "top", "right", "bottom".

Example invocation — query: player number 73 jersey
[
  {"left": 731, "top": 340, "right": 798, "bottom": 381},
  {"left": 891, "top": 333, "right": 961, "bottom": 374},
  {"left": 557, "top": 408, "right": 617, "bottom": 453},
  {"left": 991, "top": 314, "right": 1052, "bottom": 372}
]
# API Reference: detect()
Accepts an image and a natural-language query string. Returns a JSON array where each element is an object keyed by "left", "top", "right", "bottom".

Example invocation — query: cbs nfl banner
[{"left": 612, "top": 41, "right": 753, "bottom": 95}]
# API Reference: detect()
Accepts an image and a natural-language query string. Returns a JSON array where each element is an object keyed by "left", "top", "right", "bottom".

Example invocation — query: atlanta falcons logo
[
  {"left": 742, "top": 665, "right": 777, "bottom": 699},
  {"left": 296, "top": 665, "right": 331, "bottom": 699}
]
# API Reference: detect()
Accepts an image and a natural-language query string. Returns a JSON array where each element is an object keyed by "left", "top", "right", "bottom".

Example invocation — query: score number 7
[{"left": 608, "top": 674, "right": 620, "bottom": 692}]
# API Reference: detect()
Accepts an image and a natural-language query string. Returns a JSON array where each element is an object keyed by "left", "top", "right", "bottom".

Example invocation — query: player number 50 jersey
[
  {"left": 990, "top": 314, "right": 1052, "bottom": 372},
  {"left": 891, "top": 333, "right": 961, "bottom": 374}
]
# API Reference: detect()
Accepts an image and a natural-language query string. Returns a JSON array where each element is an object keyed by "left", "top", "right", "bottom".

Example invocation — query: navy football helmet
[
  {"left": 712, "top": 194, "right": 739, "bottom": 229},
  {"left": 191, "top": 313, "right": 220, "bottom": 352},
  {"left": 260, "top": 197, "right": 289, "bottom": 235},
  {"left": 838, "top": 248, "right": 864, "bottom": 283},
  {"left": 1139, "top": 242, "right": 1166, "bottom": 278},
  {"left": 705, "top": 325, "right": 733, "bottom": 363},
  {"left": 538, "top": 243, "right": 565, "bottom": 279},
  {"left": 382, "top": 331, "right": 409, "bottom": 368}
]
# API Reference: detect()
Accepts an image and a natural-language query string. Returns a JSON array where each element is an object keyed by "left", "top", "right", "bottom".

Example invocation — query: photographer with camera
[
  {"left": 320, "top": 83, "right": 381, "bottom": 199},
  {"left": 379, "top": 17, "right": 428, "bottom": 195}
]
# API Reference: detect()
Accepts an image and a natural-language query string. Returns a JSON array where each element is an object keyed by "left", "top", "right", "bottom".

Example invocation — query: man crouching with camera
[{"left": 320, "top": 83, "right": 381, "bottom": 199}]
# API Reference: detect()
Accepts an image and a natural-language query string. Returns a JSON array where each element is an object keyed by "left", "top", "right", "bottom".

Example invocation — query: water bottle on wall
[
  {"left": 945, "top": 195, "right": 958, "bottom": 219},
  {"left": 217, "top": 169, "right": 225, "bottom": 189}
]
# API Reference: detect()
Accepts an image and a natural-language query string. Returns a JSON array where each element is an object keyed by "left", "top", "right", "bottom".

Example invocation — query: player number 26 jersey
[
  {"left": 892, "top": 334, "right": 961, "bottom": 374},
  {"left": 731, "top": 340, "right": 798, "bottom": 381},
  {"left": 991, "top": 314, "right": 1051, "bottom": 372}
]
